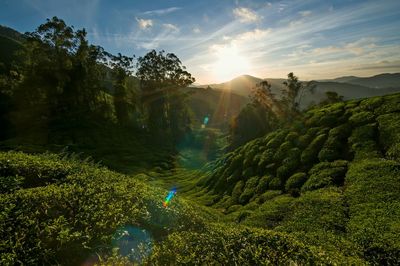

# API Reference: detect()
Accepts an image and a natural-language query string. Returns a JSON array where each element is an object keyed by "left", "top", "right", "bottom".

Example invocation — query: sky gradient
[{"left": 1, "top": 0, "right": 400, "bottom": 84}]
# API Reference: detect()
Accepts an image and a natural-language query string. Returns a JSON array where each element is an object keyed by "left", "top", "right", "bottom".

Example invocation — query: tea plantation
[
  {"left": 193, "top": 93, "right": 400, "bottom": 265},
  {"left": 1, "top": 93, "right": 400, "bottom": 265}
]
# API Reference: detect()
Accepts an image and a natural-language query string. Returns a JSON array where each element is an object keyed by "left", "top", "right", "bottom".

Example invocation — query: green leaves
[{"left": 0, "top": 151, "right": 205, "bottom": 265}]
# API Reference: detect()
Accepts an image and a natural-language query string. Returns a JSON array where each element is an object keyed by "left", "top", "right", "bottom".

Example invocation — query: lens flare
[
  {"left": 112, "top": 226, "right": 153, "bottom": 263},
  {"left": 163, "top": 188, "right": 177, "bottom": 208}
]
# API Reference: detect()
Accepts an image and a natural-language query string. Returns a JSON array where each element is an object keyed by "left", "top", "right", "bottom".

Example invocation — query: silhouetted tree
[
  {"left": 229, "top": 80, "right": 279, "bottom": 149},
  {"left": 281, "top": 72, "right": 314, "bottom": 121},
  {"left": 136, "top": 50, "right": 195, "bottom": 142},
  {"left": 109, "top": 53, "right": 134, "bottom": 125},
  {"left": 321, "top": 91, "right": 344, "bottom": 105}
]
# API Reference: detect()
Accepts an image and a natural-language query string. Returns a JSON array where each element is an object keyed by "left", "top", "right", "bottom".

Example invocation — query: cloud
[
  {"left": 136, "top": 18, "right": 153, "bottom": 29},
  {"left": 352, "top": 60, "right": 400, "bottom": 70},
  {"left": 142, "top": 7, "right": 181, "bottom": 15},
  {"left": 233, "top": 7, "right": 260, "bottom": 23},
  {"left": 299, "top": 10, "right": 312, "bottom": 17},
  {"left": 193, "top": 27, "right": 201, "bottom": 34},
  {"left": 234, "top": 28, "right": 271, "bottom": 41},
  {"left": 163, "top": 23, "right": 179, "bottom": 32}
]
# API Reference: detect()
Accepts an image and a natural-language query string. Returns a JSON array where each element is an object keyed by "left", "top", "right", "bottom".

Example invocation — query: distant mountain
[
  {"left": 301, "top": 81, "right": 400, "bottom": 108},
  {"left": 197, "top": 75, "right": 262, "bottom": 96},
  {"left": 331, "top": 76, "right": 358, "bottom": 83},
  {"left": 334, "top": 73, "right": 400, "bottom": 88},
  {"left": 198, "top": 73, "right": 400, "bottom": 109}
]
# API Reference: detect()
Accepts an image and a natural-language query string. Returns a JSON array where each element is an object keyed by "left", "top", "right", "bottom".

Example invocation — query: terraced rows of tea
[{"left": 1, "top": 93, "right": 400, "bottom": 265}]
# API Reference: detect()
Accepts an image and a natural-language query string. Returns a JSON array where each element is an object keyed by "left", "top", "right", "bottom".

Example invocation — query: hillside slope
[
  {"left": 195, "top": 92, "right": 400, "bottom": 264},
  {"left": 0, "top": 151, "right": 358, "bottom": 265}
]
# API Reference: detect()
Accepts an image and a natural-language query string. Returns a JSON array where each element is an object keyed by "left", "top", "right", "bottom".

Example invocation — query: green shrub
[
  {"left": 255, "top": 175, "right": 273, "bottom": 194},
  {"left": 377, "top": 113, "right": 400, "bottom": 160},
  {"left": 231, "top": 180, "right": 245, "bottom": 203},
  {"left": 348, "top": 123, "right": 381, "bottom": 160},
  {"left": 318, "top": 125, "right": 350, "bottom": 162},
  {"left": 0, "top": 175, "right": 24, "bottom": 193},
  {"left": 302, "top": 161, "right": 348, "bottom": 192},
  {"left": 269, "top": 177, "right": 282, "bottom": 190},
  {"left": 349, "top": 111, "right": 375, "bottom": 126},
  {"left": 298, "top": 127, "right": 320, "bottom": 148},
  {"left": 345, "top": 159, "right": 400, "bottom": 265},
  {"left": 319, "top": 114, "right": 339, "bottom": 127},
  {"left": 374, "top": 93, "right": 400, "bottom": 115},
  {"left": 0, "top": 153, "right": 206, "bottom": 265},
  {"left": 285, "top": 172, "right": 307, "bottom": 192},
  {"left": 242, "top": 167, "right": 255, "bottom": 178},
  {"left": 301, "top": 134, "right": 327, "bottom": 166},
  {"left": 225, "top": 204, "right": 242, "bottom": 214},
  {"left": 145, "top": 224, "right": 345, "bottom": 265},
  {"left": 228, "top": 154, "right": 243, "bottom": 173},
  {"left": 239, "top": 177, "right": 259, "bottom": 204},
  {"left": 226, "top": 169, "right": 242, "bottom": 183},
  {"left": 280, "top": 187, "right": 347, "bottom": 234},
  {"left": 245, "top": 195, "right": 294, "bottom": 228},
  {"left": 285, "top": 132, "right": 300, "bottom": 144},
  {"left": 359, "top": 97, "right": 383, "bottom": 111},
  {"left": 257, "top": 190, "right": 282, "bottom": 204},
  {"left": 273, "top": 141, "right": 293, "bottom": 162},
  {"left": 0, "top": 151, "right": 79, "bottom": 188},
  {"left": 266, "top": 130, "right": 287, "bottom": 149},
  {"left": 277, "top": 148, "right": 301, "bottom": 180}
]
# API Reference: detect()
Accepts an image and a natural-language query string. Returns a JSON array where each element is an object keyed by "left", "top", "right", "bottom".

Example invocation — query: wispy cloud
[
  {"left": 136, "top": 18, "right": 153, "bottom": 29},
  {"left": 193, "top": 27, "right": 201, "bottom": 34},
  {"left": 233, "top": 7, "right": 260, "bottom": 23},
  {"left": 142, "top": 7, "right": 181, "bottom": 15},
  {"left": 163, "top": 23, "right": 179, "bottom": 32},
  {"left": 299, "top": 10, "right": 312, "bottom": 17}
]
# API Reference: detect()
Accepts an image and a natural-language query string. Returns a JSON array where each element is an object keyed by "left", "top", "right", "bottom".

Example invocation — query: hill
[
  {"left": 301, "top": 80, "right": 400, "bottom": 107},
  {"left": 334, "top": 73, "right": 400, "bottom": 88},
  {"left": 192, "top": 92, "right": 400, "bottom": 264},
  {"left": 198, "top": 74, "right": 400, "bottom": 109},
  {"left": 2, "top": 94, "right": 400, "bottom": 265},
  {"left": 0, "top": 151, "right": 212, "bottom": 264}
]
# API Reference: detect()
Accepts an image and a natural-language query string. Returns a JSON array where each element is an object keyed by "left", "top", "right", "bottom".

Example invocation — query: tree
[
  {"left": 229, "top": 80, "right": 279, "bottom": 149},
  {"left": 321, "top": 91, "right": 344, "bottom": 105},
  {"left": 136, "top": 50, "right": 195, "bottom": 142},
  {"left": 281, "top": 72, "right": 314, "bottom": 121},
  {"left": 250, "top": 80, "right": 282, "bottom": 116},
  {"left": 109, "top": 53, "right": 134, "bottom": 125},
  {"left": 12, "top": 17, "right": 114, "bottom": 140}
]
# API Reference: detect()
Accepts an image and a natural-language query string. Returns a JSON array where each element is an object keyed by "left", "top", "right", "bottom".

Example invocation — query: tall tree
[
  {"left": 109, "top": 53, "right": 134, "bottom": 126},
  {"left": 136, "top": 50, "right": 195, "bottom": 142},
  {"left": 229, "top": 80, "right": 279, "bottom": 149},
  {"left": 281, "top": 72, "right": 314, "bottom": 121},
  {"left": 12, "top": 17, "right": 113, "bottom": 140}
]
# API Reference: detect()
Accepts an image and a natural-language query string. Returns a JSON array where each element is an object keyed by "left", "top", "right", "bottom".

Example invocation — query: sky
[{"left": 1, "top": 0, "right": 400, "bottom": 84}]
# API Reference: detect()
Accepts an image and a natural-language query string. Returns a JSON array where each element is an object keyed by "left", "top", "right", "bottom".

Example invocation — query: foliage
[
  {"left": 285, "top": 172, "right": 307, "bottom": 193},
  {"left": 136, "top": 50, "right": 195, "bottom": 142},
  {"left": 345, "top": 159, "right": 400, "bottom": 265},
  {"left": 301, "top": 160, "right": 348, "bottom": 192},
  {"left": 0, "top": 151, "right": 206, "bottom": 265},
  {"left": 239, "top": 176, "right": 259, "bottom": 204},
  {"left": 143, "top": 224, "right": 351, "bottom": 265}
]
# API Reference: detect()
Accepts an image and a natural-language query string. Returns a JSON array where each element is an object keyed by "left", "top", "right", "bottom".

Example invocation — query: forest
[{"left": 1, "top": 14, "right": 400, "bottom": 266}]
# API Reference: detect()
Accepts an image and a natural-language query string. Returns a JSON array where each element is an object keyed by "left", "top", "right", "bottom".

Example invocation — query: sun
[{"left": 211, "top": 44, "right": 250, "bottom": 82}]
